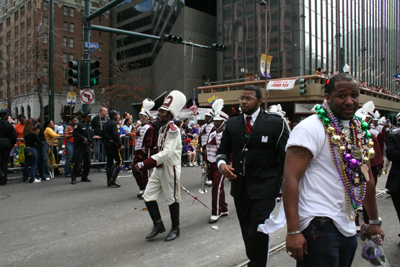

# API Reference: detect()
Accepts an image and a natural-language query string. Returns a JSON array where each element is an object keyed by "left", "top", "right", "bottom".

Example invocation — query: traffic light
[
  {"left": 299, "top": 77, "right": 307, "bottom": 96},
  {"left": 163, "top": 34, "right": 183, "bottom": 44},
  {"left": 89, "top": 60, "right": 101, "bottom": 86},
  {"left": 67, "top": 61, "right": 79, "bottom": 86},
  {"left": 211, "top": 43, "right": 227, "bottom": 51}
]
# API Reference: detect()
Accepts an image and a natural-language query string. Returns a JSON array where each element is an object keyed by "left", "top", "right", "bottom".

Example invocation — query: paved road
[{"left": 0, "top": 167, "right": 399, "bottom": 267}]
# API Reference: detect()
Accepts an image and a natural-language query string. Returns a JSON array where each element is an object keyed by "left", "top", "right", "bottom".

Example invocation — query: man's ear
[{"left": 325, "top": 92, "right": 331, "bottom": 104}]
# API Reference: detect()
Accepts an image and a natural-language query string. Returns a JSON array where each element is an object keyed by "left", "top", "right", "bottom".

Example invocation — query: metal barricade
[{"left": 50, "top": 135, "right": 135, "bottom": 177}]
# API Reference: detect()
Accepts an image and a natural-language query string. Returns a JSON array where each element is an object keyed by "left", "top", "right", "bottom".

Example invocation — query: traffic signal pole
[
  {"left": 48, "top": 0, "right": 55, "bottom": 120},
  {"left": 81, "top": 0, "right": 92, "bottom": 113},
  {"left": 77, "top": 0, "right": 225, "bottom": 114}
]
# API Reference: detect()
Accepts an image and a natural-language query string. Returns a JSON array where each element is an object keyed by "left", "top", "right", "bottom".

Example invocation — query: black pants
[
  {"left": 390, "top": 191, "right": 400, "bottom": 223},
  {"left": 0, "top": 140, "right": 11, "bottom": 184},
  {"left": 71, "top": 145, "right": 91, "bottom": 180},
  {"left": 234, "top": 189, "right": 276, "bottom": 267},
  {"left": 104, "top": 142, "right": 122, "bottom": 169}
]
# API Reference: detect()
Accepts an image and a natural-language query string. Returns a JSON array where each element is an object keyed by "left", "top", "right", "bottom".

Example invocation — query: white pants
[{"left": 143, "top": 165, "right": 181, "bottom": 206}]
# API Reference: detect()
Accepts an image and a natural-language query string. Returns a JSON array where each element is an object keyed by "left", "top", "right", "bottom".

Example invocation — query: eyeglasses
[{"left": 238, "top": 97, "right": 257, "bottom": 102}]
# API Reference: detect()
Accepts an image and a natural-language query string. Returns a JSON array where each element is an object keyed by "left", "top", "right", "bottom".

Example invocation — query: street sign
[
  {"left": 80, "top": 90, "right": 95, "bottom": 104},
  {"left": 84, "top": 42, "right": 99, "bottom": 49},
  {"left": 88, "top": 47, "right": 95, "bottom": 54}
]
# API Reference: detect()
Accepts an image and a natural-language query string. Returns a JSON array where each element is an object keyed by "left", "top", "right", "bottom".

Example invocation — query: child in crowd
[{"left": 183, "top": 138, "right": 197, "bottom": 167}]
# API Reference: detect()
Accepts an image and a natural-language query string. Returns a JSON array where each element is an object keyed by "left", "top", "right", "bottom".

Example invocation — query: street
[{"left": 0, "top": 166, "right": 399, "bottom": 267}]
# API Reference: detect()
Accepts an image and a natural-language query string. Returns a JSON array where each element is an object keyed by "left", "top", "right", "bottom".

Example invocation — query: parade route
[{"left": 1, "top": 167, "right": 399, "bottom": 267}]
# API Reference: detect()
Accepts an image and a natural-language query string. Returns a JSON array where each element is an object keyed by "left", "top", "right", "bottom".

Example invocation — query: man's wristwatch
[{"left": 368, "top": 218, "right": 382, "bottom": 226}]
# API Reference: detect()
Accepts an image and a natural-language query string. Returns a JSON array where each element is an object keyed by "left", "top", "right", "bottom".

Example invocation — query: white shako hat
[
  {"left": 269, "top": 105, "right": 278, "bottom": 112},
  {"left": 378, "top": 116, "right": 386, "bottom": 125},
  {"left": 205, "top": 109, "right": 215, "bottom": 117},
  {"left": 212, "top": 99, "right": 229, "bottom": 122},
  {"left": 373, "top": 110, "right": 380, "bottom": 121},
  {"left": 361, "top": 101, "right": 375, "bottom": 119},
  {"left": 159, "top": 90, "right": 187, "bottom": 118},
  {"left": 139, "top": 98, "right": 155, "bottom": 118},
  {"left": 277, "top": 104, "right": 286, "bottom": 116},
  {"left": 396, "top": 112, "right": 400, "bottom": 121}
]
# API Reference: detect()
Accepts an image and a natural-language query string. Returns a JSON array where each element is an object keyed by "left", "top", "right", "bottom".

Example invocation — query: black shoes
[
  {"left": 71, "top": 178, "right": 76, "bottom": 184},
  {"left": 81, "top": 178, "right": 92, "bottom": 182},
  {"left": 146, "top": 220, "right": 166, "bottom": 239},
  {"left": 165, "top": 227, "right": 180, "bottom": 242}
]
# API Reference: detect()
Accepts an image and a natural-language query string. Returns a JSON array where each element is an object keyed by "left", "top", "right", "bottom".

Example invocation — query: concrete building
[
  {"left": 0, "top": 0, "right": 110, "bottom": 122},
  {"left": 111, "top": 0, "right": 218, "bottom": 117}
]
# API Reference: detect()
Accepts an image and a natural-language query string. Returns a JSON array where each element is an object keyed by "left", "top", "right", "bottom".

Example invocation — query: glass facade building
[
  {"left": 218, "top": 0, "right": 400, "bottom": 91},
  {"left": 114, "top": 0, "right": 216, "bottom": 70}
]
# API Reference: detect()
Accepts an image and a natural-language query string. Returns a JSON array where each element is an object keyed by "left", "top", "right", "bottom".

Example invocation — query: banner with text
[{"left": 266, "top": 80, "right": 295, "bottom": 90}]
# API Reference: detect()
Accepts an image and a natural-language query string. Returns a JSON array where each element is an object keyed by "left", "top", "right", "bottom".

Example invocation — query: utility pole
[
  {"left": 81, "top": 0, "right": 92, "bottom": 113},
  {"left": 48, "top": 0, "right": 55, "bottom": 120}
]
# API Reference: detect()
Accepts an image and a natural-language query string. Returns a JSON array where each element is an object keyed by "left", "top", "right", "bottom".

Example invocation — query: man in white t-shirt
[{"left": 282, "top": 73, "right": 384, "bottom": 266}]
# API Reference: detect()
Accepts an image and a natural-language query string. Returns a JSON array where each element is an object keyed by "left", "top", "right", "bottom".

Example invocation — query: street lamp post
[{"left": 257, "top": 0, "right": 268, "bottom": 56}]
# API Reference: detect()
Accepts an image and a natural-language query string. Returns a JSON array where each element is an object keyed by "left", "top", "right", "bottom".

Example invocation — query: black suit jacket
[
  {"left": 386, "top": 131, "right": 400, "bottom": 194},
  {"left": 216, "top": 109, "right": 289, "bottom": 199}
]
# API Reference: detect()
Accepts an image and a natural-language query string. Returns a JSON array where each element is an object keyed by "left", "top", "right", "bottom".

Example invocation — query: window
[
  {"left": 21, "top": 53, "right": 24, "bottom": 61},
  {"left": 69, "top": 54, "right": 74, "bottom": 61},
  {"left": 63, "top": 6, "right": 68, "bottom": 16},
  {"left": 6, "top": 17, "right": 10, "bottom": 26},
  {"left": 43, "top": 18, "right": 48, "bottom": 28},
  {"left": 6, "top": 31, "right": 11, "bottom": 40},
  {"left": 15, "top": 26, "right": 19, "bottom": 36},
  {"left": 69, "top": 38, "right": 74, "bottom": 48},
  {"left": 63, "top": 37, "right": 67, "bottom": 46},
  {"left": 20, "top": 22, "right": 25, "bottom": 30},
  {"left": 27, "top": 18, "right": 31, "bottom": 27},
  {"left": 63, "top": 53, "right": 68, "bottom": 63},
  {"left": 21, "top": 37, "right": 24, "bottom": 45},
  {"left": 43, "top": 50, "right": 48, "bottom": 59},
  {"left": 15, "top": 86, "right": 19, "bottom": 94},
  {"left": 99, "top": 31, "right": 102, "bottom": 38},
  {"left": 43, "top": 33, "right": 48, "bottom": 43},
  {"left": 69, "top": 23, "right": 74, "bottom": 33},
  {"left": 99, "top": 15, "right": 102, "bottom": 24},
  {"left": 28, "top": 1, "right": 32, "bottom": 11},
  {"left": 43, "top": 1, "right": 48, "bottom": 11},
  {"left": 15, "top": 56, "right": 18, "bottom": 67},
  {"left": 99, "top": 43, "right": 102, "bottom": 52},
  {"left": 62, "top": 69, "right": 67, "bottom": 79},
  {"left": 21, "top": 6, "right": 25, "bottom": 16},
  {"left": 0, "top": 23, "right": 2, "bottom": 32},
  {"left": 15, "top": 11, "right": 18, "bottom": 21},
  {"left": 0, "top": 37, "right": 2, "bottom": 45},
  {"left": 43, "top": 66, "right": 48, "bottom": 76},
  {"left": 43, "top": 83, "right": 48, "bottom": 93},
  {"left": 62, "top": 84, "right": 67, "bottom": 94},
  {"left": 63, "top": 21, "right": 68, "bottom": 31},
  {"left": 70, "top": 8, "right": 74, "bottom": 17}
]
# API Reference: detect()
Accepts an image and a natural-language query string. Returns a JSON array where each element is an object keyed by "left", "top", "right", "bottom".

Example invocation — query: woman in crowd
[
  {"left": 64, "top": 116, "right": 77, "bottom": 177},
  {"left": 44, "top": 120, "right": 62, "bottom": 176},
  {"left": 22, "top": 120, "right": 41, "bottom": 183},
  {"left": 183, "top": 138, "right": 197, "bottom": 167}
]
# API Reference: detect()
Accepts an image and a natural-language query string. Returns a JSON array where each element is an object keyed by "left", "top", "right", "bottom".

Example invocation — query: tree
[{"left": 97, "top": 62, "right": 147, "bottom": 110}]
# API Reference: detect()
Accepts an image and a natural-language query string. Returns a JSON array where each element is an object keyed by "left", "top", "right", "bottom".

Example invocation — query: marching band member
[
  {"left": 133, "top": 99, "right": 155, "bottom": 199},
  {"left": 134, "top": 91, "right": 186, "bottom": 242},
  {"left": 206, "top": 99, "right": 229, "bottom": 223},
  {"left": 199, "top": 109, "right": 214, "bottom": 186}
]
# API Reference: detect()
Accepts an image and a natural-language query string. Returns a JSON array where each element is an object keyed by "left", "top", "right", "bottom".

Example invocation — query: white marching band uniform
[{"left": 143, "top": 121, "right": 182, "bottom": 205}]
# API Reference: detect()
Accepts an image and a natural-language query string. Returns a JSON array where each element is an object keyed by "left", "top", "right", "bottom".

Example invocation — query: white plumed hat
[
  {"left": 139, "top": 98, "right": 155, "bottom": 118},
  {"left": 159, "top": 90, "right": 187, "bottom": 118},
  {"left": 397, "top": 112, "right": 400, "bottom": 121},
  {"left": 205, "top": 109, "right": 215, "bottom": 117},
  {"left": 361, "top": 101, "right": 375, "bottom": 118},
  {"left": 378, "top": 116, "right": 386, "bottom": 125},
  {"left": 373, "top": 110, "right": 380, "bottom": 121},
  {"left": 212, "top": 99, "right": 229, "bottom": 121},
  {"left": 277, "top": 104, "right": 286, "bottom": 116}
]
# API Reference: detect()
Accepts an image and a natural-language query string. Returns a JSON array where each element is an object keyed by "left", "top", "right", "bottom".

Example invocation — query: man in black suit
[
  {"left": 216, "top": 85, "right": 289, "bottom": 267},
  {"left": 386, "top": 130, "right": 400, "bottom": 245}
]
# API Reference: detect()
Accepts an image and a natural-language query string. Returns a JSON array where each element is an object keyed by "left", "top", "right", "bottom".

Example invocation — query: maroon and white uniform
[
  {"left": 142, "top": 121, "right": 182, "bottom": 205},
  {"left": 200, "top": 121, "right": 214, "bottom": 162},
  {"left": 133, "top": 122, "right": 154, "bottom": 191},
  {"left": 206, "top": 126, "right": 228, "bottom": 216}
]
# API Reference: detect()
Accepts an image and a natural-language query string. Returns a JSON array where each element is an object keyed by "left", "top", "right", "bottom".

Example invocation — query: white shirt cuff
[{"left": 217, "top": 160, "right": 227, "bottom": 172}]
